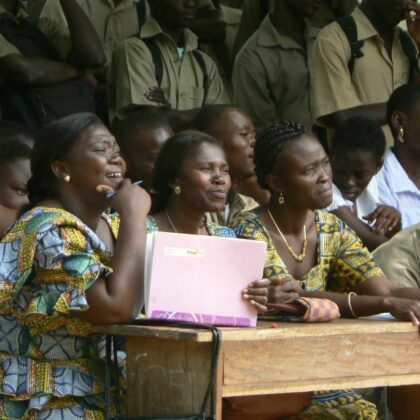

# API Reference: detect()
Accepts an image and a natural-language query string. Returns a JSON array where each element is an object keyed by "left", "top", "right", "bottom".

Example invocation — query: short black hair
[
  {"left": 27, "top": 113, "right": 102, "bottom": 209},
  {"left": 387, "top": 83, "right": 420, "bottom": 137},
  {"left": 114, "top": 108, "right": 171, "bottom": 155},
  {"left": 331, "top": 116, "right": 385, "bottom": 164},
  {"left": 0, "top": 138, "right": 32, "bottom": 166},
  {"left": 152, "top": 131, "right": 223, "bottom": 212},
  {"left": 191, "top": 105, "right": 234, "bottom": 135},
  {"left": 254, "top": 121, "right": 307, "bottom": 190}
]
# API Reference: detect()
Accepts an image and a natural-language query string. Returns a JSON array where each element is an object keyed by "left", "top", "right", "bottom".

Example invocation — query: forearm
[
  {"left": 60, "top": 0, "right": 105, "bottom": 68},
  {"left": 319, "top": 103, "right": 387, "bottom": 129},
  {"left": 0, "top": 55, "right": 81, "bottom": 86},
  {"left": 299, "top": 290, "right": 387, "bottom": 318}
]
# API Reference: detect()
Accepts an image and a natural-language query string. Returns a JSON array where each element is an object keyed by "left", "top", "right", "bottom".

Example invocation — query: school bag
[
  {"left": 135, "top": 0, "right": 210, "bottom": 106},
  {"left": 0, "top": 15, "right": 95, "bottom": 131},
  {"left": 336, "top": 15, "right": 419, "bottom": 80}
]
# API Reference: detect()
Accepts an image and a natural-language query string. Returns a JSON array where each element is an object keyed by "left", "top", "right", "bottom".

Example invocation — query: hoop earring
[
  {"left": 174, "top": 185, "right": 182, "bottom": 195},
  {"left": 64, "top": 175, "right": 70, "bottom": 182},
  {"left": 398, "top": 127, "right": 404, "bottom": 143},
  {"left": 278, "top": 192, "right": 285, "bottom": 205}
]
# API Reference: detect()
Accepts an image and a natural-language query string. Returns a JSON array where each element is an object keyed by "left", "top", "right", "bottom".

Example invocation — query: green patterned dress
[{"left": 0, "top": 207, "right": 120, "bottom": 419}]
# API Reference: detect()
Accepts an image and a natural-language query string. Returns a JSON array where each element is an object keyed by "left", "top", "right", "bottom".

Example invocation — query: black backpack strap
[
  {"left": 260, "top": 0, "right": 269, "bottom": 18},
  {"left": 398, "top": 28, "right": 419, "bottom": 81},
  {"left": 142, "top": 37, "right": 164, "bottom": 87},
  {"left": 192, "top": 49, "right": 209, "bottom": 105},
  {"left": 135, "top": 0, "right": 147, "bottom": 28},
  {"left": 336, "top": 15, "right": 364, "bottom": 75}
]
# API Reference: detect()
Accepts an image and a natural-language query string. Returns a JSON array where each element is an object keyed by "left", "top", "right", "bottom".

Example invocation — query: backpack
[
  {"left": 336, "top": 15, "right": 419, "bottom": 80},
  {"left": 135, "top": 1, "right": 209, "bottom": 106},
  {"left": 0, "top": 16, "right": 95, "bottom": 131}
]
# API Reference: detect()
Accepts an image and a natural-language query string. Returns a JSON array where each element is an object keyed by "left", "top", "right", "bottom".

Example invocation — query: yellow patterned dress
[
  {"left": 231, "top": 209, "right": 382, "bottom": 419},
  {"left": 0, "top": 206, "right": 120, "bottom": 419}
]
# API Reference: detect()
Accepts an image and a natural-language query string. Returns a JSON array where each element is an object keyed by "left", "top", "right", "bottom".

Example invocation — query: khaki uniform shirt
[
  {"left": 232, "top": 0, "right": 357, "bottom": 60},
  {"left": 207, "top": 190, "right": 258, "bottom": 227},
  {"left": 108, "top": 16, "right": 229, "bottom": 120},
  {"left": 312, "top": 7, "right": 416, "bottom": 145},
  {"left": 199, "top": 4, "right": 242, "bottom": 101},
  {"left": 40, "top": 0, "right": 143, "bottom": 64},
  {"left": 373, "top": 224, "right": 420, "bottom": 289},
  {"left": 233, "top": 16, "right": 318, "bottom": 131}
]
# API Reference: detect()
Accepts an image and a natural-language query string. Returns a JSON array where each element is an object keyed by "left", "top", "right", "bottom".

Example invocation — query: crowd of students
[{"left": 0, "top": 0, "right": 420, "bottom": 419}]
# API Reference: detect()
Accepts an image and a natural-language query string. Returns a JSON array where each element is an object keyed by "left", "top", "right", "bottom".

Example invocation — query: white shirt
[
  {"left": 376, "top": 150, "right": 420, "bottom": 228},
  {"left": 327, "top": 178, "right": 379, "bottom": 221}
]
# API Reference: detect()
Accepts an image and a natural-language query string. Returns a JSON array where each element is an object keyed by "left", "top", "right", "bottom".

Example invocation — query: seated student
[
  {"left": 232, "top": 0, "right": 321, "bottom": 132},
  {"left": 231, "top": 120, "right": 420, "bottom": 420},
  {"left": 0, "top": 112, "right": 150, "bottom": 418},
  {"left": 192, "top": 105, "right": 267, "bottom": 225},
  {"left": 328, "top": 116, "right": 401, "bottom": 250},
  {"left": 113, "top": 108, "right": 173, "bottom": 191},
  {"left": 0, "top": 138, "right": 31, "bottom": 237},
  {"left": 376, "top": 83, "right": 420, "bottom": 228},
  {"left": 0, "top": 0, "right": 105, "bottom": 130},
  {"left": 0, "top": 120, "right": 34, "bottom": 147},
  {"left": 148, "top": 130, "right": 235, "bottom": 238},
  {"left": 108, "top": 0, "right": 229, "bottom": 123},
  {"left": 232, "top": 0, "right": 357, "bottom": 60},
  {"left": 373, "top": 224, "right": 420, "bottom": 289}
]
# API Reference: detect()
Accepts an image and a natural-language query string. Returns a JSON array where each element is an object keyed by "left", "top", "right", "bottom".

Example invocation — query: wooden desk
[{"left": 95, "top": 319, "right": 420, "bottom": 418}]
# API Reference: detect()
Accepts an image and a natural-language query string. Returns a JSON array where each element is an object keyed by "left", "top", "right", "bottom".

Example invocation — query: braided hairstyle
[
  {"left": 26, "top": 113, "right": 102, "bottom": 210},
  {"left": 254, "top": 121, "right": 307, "bottom": 190},
  {"left": 152, "top": 130, "right": 223, "bottom": 213}
]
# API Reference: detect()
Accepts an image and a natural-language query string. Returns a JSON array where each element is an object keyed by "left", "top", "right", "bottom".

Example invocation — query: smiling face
[
  {"left": 268, "top": 135, "right": 333, "bottom": 209},
  {"left": 173, "top": 142, "right": 231, "bottom": 213},
  {"left": 59, "top": 123, "right": 126, "bottom": 198},
  {"left": 209, "top": 108, "right": 256, "bottom": 182},
  {"left": 150, "top": 0, "right": 198, "bottom": 28},
  {"left": 282, "top": 0, "right": 322, "bottom": 17},
  {"left": 332, "top": 148, "right": 380, "bottom": 202},
  {"left": 367, "top": 0, "right": 406, "bottom": 26}
]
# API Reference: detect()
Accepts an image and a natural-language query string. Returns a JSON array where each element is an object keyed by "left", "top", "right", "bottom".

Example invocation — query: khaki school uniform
[
  {"left": 108, "top": 16, "right": 229, "bottom": 120},
  {"left": 40, "top": 0, "right": 143, "bottom": 64},
  {"left": 233, "top": 15, "right": 318, "bottom": 131},
  {"left": 373, "top": 224, "right": 420, "bottom": 289},
  {"left": 312, "top": 7, "right": 416, "bottom": 145}
]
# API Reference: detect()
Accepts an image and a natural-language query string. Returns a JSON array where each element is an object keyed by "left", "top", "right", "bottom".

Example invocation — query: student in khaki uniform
[
  {"left": 232, "top": 0, "right": 357, "bottom": 60},
  {"left": 373, "top": 224, "right": 420, "bottom": 289},
  {"left": 232, "top": 0, "right": 321, "bottom": 132},
  {"left": 312, "top": 0, "right": 420, "bottom": 146},
  {"left": 40, "top": 0, "right": 145, "bottom": 64},
  {"left": 108, "top": 0, "right": 229, "bottom": 122}
]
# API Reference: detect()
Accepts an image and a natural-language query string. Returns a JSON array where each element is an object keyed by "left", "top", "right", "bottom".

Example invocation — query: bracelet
[{"left": 347, "top": 291, "right": 358, "bottom": 318}]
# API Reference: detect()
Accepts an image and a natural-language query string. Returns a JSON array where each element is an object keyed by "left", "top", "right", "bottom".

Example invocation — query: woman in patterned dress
[
  {"left": 230, "top": 121, "right": 420, "bottom": 419},
  {"left": 147, "top": 131, "right": 236, "bottom": 238},
  {"left": 0, "top": 113, "right": 150, "bottom": 419}
]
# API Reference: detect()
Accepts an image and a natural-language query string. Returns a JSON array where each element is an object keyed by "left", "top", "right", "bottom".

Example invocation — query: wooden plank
[
  {"left": 125, "top": 336, "right": 216, "bottom": 416},
  {"left": 222, "top": 331, "right": 420, "bottom": 396}
]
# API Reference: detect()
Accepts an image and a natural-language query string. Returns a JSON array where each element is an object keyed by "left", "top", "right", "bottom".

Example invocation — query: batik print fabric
[
  {"left": 231, "top": 209, "right": 384, "bottom": 292},
  {"left": 0, "top": 207, "right": 120, "bottom": 419}
]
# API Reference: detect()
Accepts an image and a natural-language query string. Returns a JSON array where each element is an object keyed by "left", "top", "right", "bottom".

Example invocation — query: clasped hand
[{"left": 242, "top": 276, "right": 301, "bottom": 312}]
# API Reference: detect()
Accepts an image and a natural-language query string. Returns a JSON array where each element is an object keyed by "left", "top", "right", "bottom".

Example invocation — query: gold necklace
[
  {"left": 267, "top": 209, "right": 307, "bottom": 262},
  {"left": 165, "top": 210, "right": 206, "bottom": 235}
]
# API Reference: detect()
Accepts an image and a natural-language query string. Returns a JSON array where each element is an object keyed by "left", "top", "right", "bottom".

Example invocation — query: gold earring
[
  {"left": 64, "top": 175, "right": 70, "bottom": 182},
  {"left": 174, "top": 185, "right": 182, "bottom": 195},
  {"left": 398, "top": 127, "right": 404, "bottom": 143},
  {"left": 278, "top": 192, "right": 285, "bottom": 204}
]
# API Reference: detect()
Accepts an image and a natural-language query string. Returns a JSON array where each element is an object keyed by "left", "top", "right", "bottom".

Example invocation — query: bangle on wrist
[{"left": 347, "top": 291, "right": 358, "bottom": 318}]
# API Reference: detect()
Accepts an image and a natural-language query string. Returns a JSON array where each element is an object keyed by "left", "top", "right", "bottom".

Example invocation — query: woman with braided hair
[{"left": 229, "top": 120, "right": 420, "bottom": 419}]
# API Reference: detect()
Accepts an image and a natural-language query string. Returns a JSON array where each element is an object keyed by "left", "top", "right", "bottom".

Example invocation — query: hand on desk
[
  {"left": 242, "top": 276, "right": 300, "bottom": 312},
  {"left": 383, "top": 296, "right": 420, "bottom": 326}
]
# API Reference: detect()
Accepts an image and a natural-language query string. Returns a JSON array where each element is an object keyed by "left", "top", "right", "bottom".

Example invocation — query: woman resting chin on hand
[{"left": 0, "top": 113, "right": 150, "bottom": 419}]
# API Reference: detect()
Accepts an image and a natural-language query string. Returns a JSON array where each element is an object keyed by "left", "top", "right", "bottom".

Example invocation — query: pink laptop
[{"left": 144, "top": 232, "right": 267, "bottom": 327}]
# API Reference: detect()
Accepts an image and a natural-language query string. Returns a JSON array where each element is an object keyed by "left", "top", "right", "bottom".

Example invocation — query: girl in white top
[{"left": 328, "top": 116, "right": 401, "bottom": 251}]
